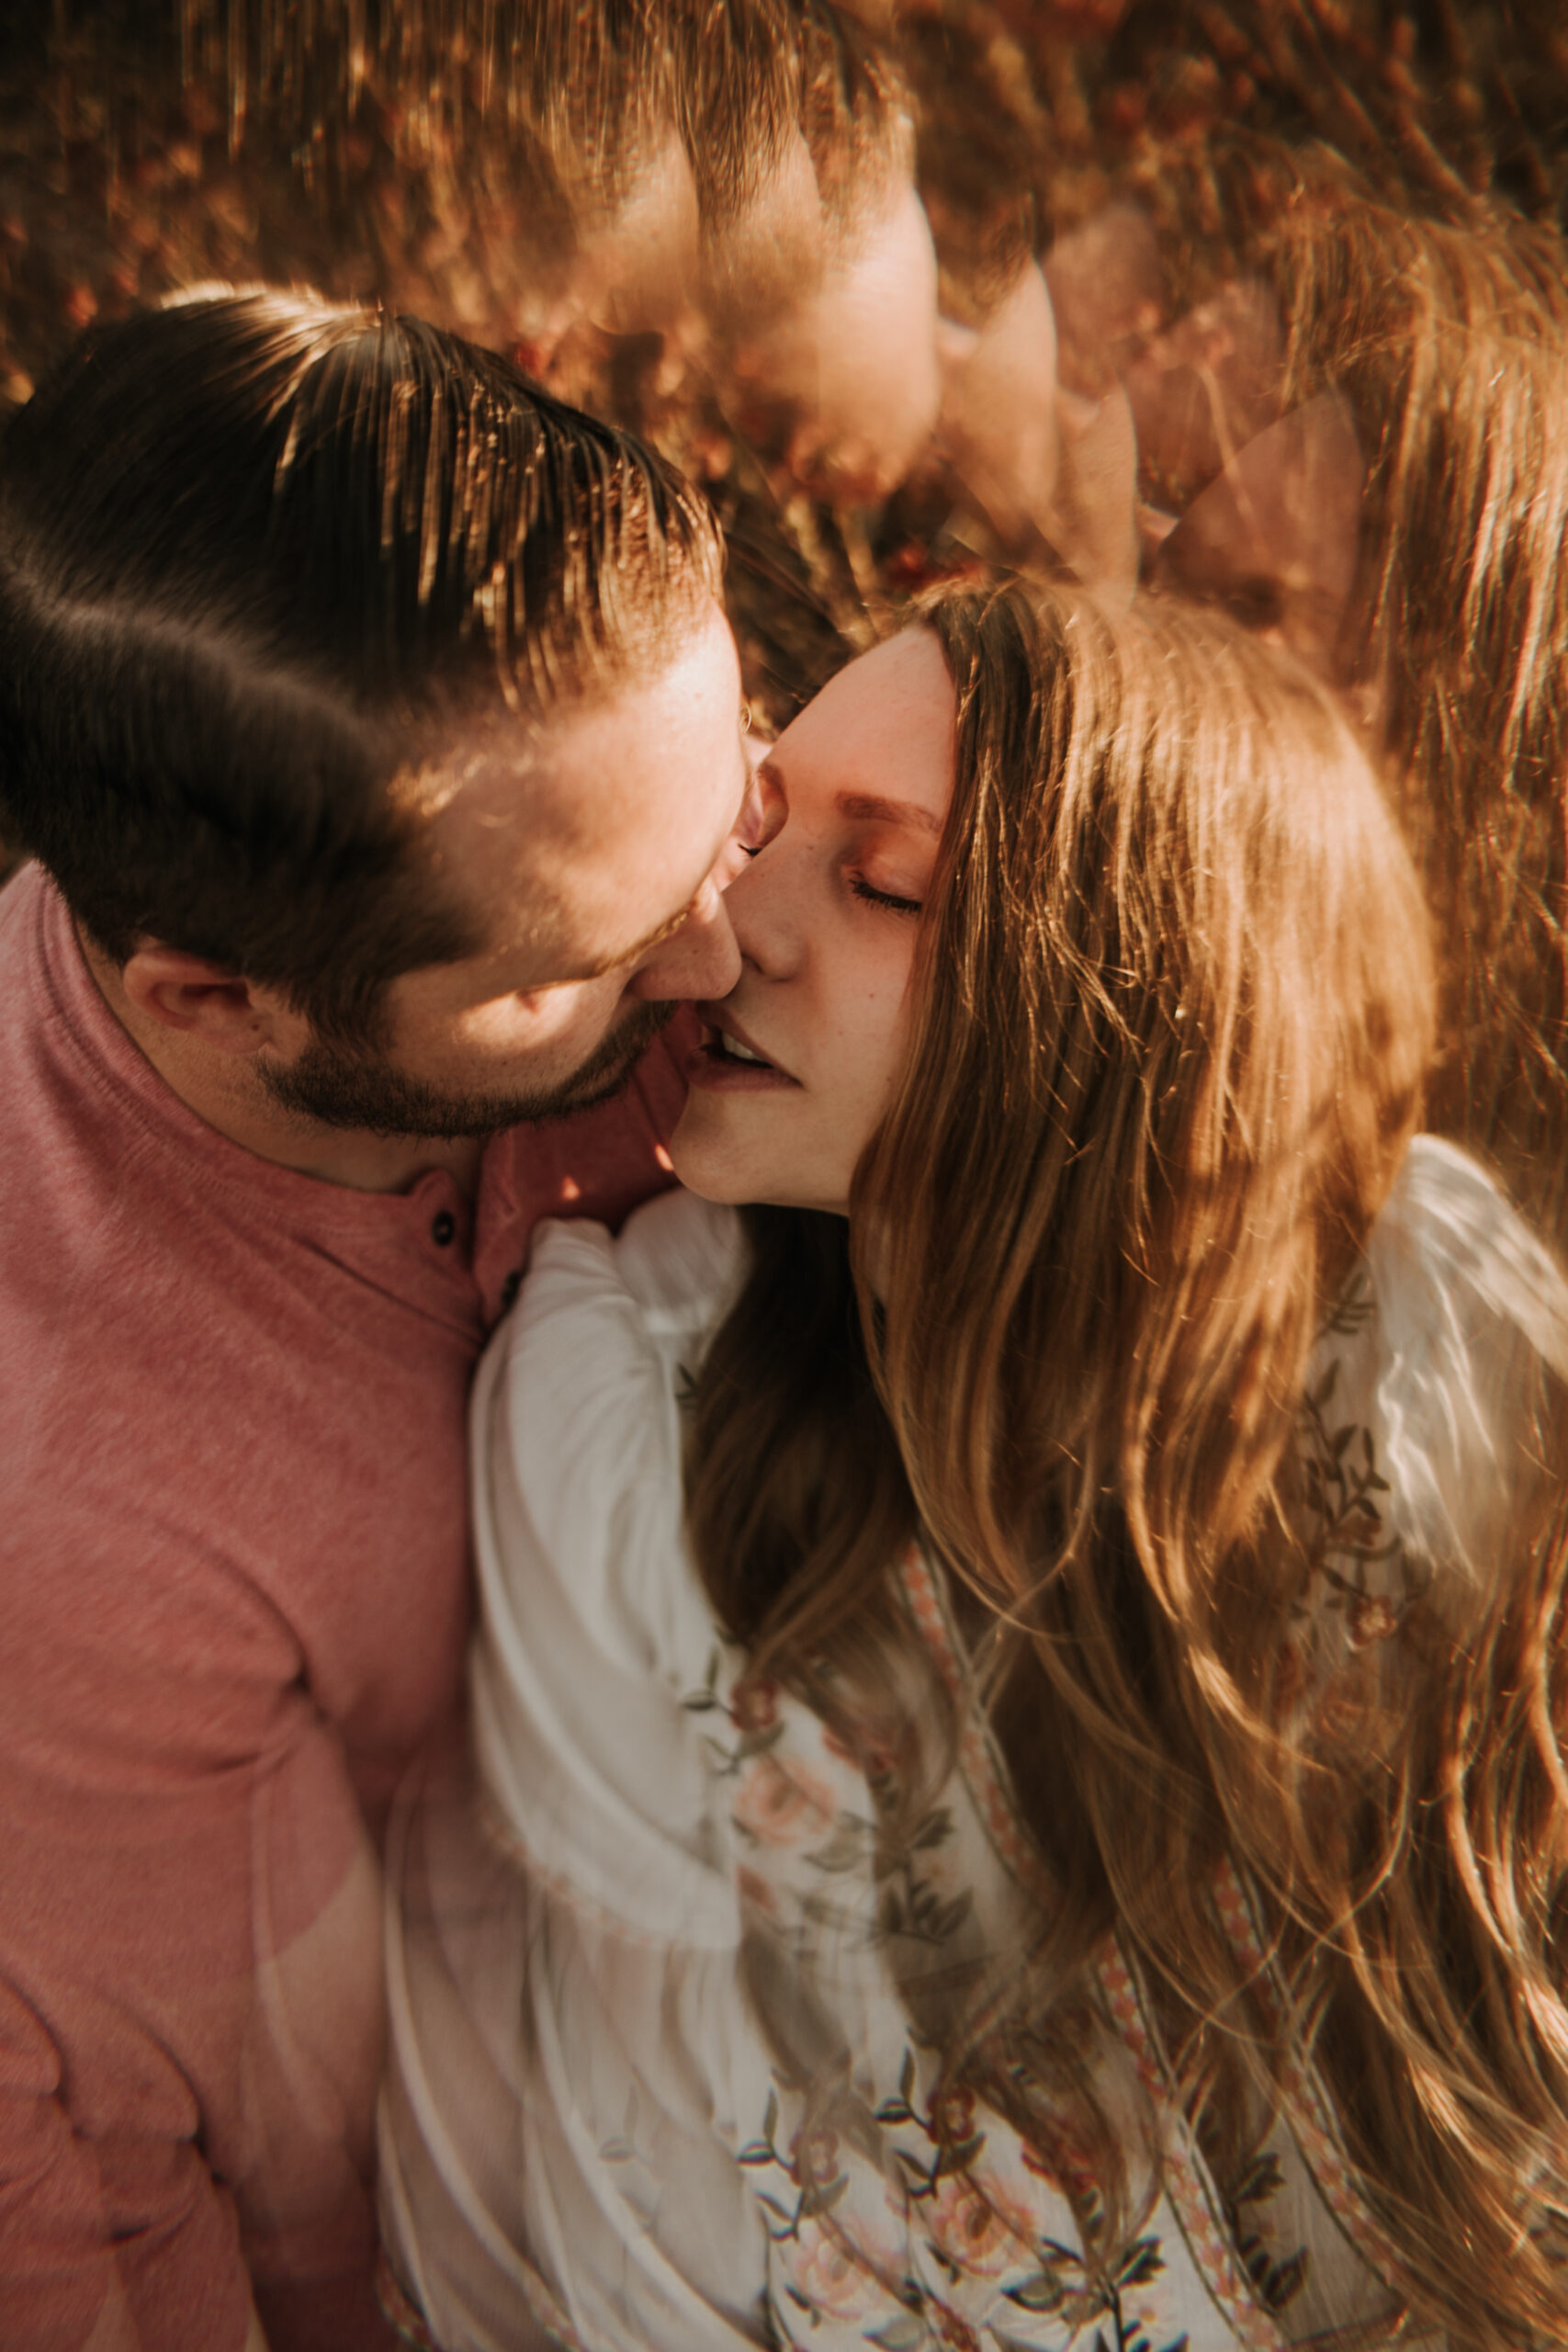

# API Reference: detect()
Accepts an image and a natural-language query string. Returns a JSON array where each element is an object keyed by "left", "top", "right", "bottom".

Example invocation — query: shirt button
[{"left": 431, "top": 1209, "right": 457, "bottom": 1247}]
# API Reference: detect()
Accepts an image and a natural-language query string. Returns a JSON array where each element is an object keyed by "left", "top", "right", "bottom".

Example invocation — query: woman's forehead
[{"left": 777, "top": 629, "right": 954, "bottom": 817}]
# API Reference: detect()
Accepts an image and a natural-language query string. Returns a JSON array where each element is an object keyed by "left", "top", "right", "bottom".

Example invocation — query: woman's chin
[
  {"left": 668, "top": 1110, "right": 847, "bottom": 1216},
  {"left": 667, "top": 1107, "right": 755, "bottom": 1206}
]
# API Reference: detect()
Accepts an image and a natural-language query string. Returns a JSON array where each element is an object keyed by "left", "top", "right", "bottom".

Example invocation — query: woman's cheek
[{"left": 845, "top": 986, "right": 917, "bottom": 1127}]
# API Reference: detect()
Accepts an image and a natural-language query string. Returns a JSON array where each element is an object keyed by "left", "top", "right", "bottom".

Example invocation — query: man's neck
[{"left": 80, "top": 936, "right": 483, "bottom": 1197}]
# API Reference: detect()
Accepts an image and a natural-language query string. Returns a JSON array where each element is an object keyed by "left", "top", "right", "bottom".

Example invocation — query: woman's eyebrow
[{"left": 835, "top": 788, "right": 942, "bottom": 838}]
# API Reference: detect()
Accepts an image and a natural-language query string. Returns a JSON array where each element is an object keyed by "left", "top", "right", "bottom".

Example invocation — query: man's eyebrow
[{"left": 835, "top": 788, "right": 943, "bottom": 839}]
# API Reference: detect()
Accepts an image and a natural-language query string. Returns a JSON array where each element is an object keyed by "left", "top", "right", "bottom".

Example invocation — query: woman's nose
[{"left": 709, "top": 831, "right": 812, "bottom": 984}]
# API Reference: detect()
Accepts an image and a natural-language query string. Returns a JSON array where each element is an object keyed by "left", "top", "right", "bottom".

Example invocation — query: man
[{"left": 0, "top": 292, "right": 759, "bottom": 2351}]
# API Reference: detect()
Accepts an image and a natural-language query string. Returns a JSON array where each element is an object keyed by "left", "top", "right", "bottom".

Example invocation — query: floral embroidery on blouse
[
  {"left": 738, "top": 2055, "right": 1199, "bottom": 2352},
  {"left": 708, "top": 1487, "right": 1433, "bottom": 2352},
  {"left": 1277, "top": 1280, "right": 1440, "bottom": 1764},
  {"left": 711, "top": 1600, "right": 1314, "bottom": 2352}
]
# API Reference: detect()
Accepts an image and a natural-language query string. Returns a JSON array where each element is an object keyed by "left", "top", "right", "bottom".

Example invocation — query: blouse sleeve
[
  {"left": 1363, "top": 1134, "right": 1568, "bottom": 1585},
  {"left": 1285, "top": 1136, "right": 1568, "bottom": 1738},
  {"left": 468, "top": 1192, "right": 745, "bottom": 1943},
  {"left": 379, "top": 1190, "right": 774, "bottom": 2352}
]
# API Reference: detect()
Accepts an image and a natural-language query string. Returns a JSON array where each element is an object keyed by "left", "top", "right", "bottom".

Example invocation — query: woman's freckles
[{"left": 672, "top": 626, "right": 955, "bottom": 1216}]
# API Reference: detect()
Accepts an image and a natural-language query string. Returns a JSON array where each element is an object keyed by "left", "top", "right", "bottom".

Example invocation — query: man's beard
[{"left": 254, "top": 999, "right": 674, "bottom": 1141}]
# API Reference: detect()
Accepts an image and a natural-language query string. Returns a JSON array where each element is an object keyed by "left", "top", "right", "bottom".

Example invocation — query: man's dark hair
[{"left": 0, "top": 290, "right": 725, "bottom": 1041}]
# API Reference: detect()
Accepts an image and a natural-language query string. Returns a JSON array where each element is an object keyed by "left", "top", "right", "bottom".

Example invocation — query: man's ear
[{"left": 119, "top": 946, "right": 309, "bottom": 1059}]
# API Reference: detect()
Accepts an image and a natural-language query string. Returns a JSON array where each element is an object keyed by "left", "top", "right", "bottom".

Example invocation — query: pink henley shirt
[{"left": 0, "top": 864, "right": 685, "bottom": 2352}]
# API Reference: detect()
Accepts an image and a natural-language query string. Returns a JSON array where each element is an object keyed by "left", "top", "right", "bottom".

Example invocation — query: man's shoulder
[
  {"left": 0, "top": 857, "right": 48, "bottom": 1022},
  {"left": 0, "top": 865, "right": 183, "bottom": 1277},
  {"left": 0, "top": 864, "right": 127, "bottom": 1272},
  {"left": 0, "top": 862, "right": 132, "bottom": 1151}
]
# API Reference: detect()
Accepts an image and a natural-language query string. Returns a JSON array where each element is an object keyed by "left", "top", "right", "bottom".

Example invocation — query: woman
[{"left": 378, "top": 582, "right": 1568, "bottom": 2352}]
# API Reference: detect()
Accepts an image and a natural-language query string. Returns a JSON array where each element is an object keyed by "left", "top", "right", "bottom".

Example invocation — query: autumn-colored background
[{"left": 4, "top": 0, "right": 1563, "bottom": 721}]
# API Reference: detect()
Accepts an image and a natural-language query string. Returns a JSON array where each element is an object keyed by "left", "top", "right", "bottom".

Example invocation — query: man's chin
[
  {"left": 538, "top": 1009, "right": 675, "bottom": 1122},
  {"left": 256, "top": 1002, "right": 674, "bottom": 1142}
]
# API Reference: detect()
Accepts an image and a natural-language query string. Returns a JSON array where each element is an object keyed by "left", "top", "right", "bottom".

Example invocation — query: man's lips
[{"left": 685, "top": 1011, "right": 802, "bottom": 1091}]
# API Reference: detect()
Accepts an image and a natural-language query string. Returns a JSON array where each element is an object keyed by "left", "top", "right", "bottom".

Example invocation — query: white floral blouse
[{"left": 377, "top": 1141, "right": 1567, "bottom": 2352}]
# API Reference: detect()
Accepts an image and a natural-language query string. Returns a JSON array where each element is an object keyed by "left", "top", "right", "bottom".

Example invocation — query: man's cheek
[{"left": 456, "top": 986, "right": 599, "bottom": 1056}]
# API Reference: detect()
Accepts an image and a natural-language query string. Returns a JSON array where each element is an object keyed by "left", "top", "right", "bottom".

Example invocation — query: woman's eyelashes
[
  {"left": 850, "top": 874, "right": 923, "bottom": 916},
  {"left": 731, "top": 786, "right": 926, "bottom": 909}
]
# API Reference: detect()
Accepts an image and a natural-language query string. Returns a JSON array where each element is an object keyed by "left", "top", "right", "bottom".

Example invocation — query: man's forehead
[
  {"left": 400, "top": 606, "right": 739, "bottom": 830},
  {"left": 393, "top": 609, "right": 747, "bottom": 980},
  {"left": 394, "top": 697, "right": 600, "bottom": 815}
]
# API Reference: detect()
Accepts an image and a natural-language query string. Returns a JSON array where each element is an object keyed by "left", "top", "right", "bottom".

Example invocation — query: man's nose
[{"left": 627, "top": 880, "right": 742, "bottom": 1003}]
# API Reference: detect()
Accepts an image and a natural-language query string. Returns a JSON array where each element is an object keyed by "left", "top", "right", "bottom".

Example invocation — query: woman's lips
[{"left": 684, "top": 1018, "right": 802, "bottom": 1092}]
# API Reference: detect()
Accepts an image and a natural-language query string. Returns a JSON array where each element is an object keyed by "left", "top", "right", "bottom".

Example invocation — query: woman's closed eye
[{"left": 850, "top": 875, "right": 923, "bottom": 916}]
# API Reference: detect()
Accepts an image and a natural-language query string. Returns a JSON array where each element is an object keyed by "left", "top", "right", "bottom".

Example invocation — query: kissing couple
[{"left": 1, "top": 292, "right": 1564, "bottom": 2352}]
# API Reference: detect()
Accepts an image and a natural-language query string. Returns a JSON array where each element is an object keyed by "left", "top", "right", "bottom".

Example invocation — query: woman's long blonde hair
[{"left": 688, "top": 580, "right": 1568, "bottom": 2347}]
